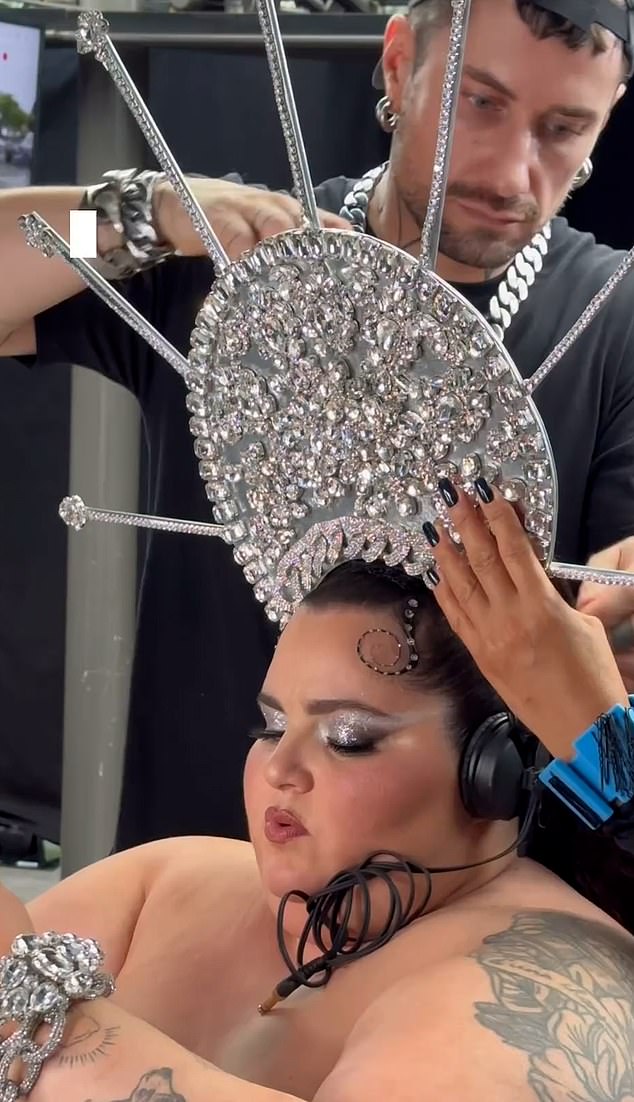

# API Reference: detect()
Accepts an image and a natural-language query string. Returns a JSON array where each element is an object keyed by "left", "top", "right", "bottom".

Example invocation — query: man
[{"left": 1, "top": 0, "right": 634, "bottom": 850}]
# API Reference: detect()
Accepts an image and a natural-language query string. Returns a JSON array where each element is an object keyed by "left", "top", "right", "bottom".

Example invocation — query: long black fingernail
[
  {"left": 474, "top": 477, "right": 494, "bottom": 504},
  {"left": 422, "top": 522, "right": 440, "bottom": 547},
  {"left": 438, "top": 478, "right": 459, "bottom": 508},
  {"left": 425, "top": 567, "right": 440, "bottom": 589}
]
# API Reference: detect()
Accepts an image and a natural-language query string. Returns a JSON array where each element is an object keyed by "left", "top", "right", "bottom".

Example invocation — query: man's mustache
[{"left": 447, "top": 182, "right": 539, "bottom": 222}]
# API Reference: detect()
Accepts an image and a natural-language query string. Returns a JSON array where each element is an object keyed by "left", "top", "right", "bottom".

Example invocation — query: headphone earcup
[{"left": 459, "top": 714, "right": 526, "bottom": 821}]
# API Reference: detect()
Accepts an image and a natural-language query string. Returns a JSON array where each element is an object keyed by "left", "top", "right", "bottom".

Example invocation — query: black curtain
[
  {"left": 0, "top": 46, "right": 77, "bottom": 842},
  {"left": 1, "top": 38, "right": 632, "bottom": 841},
  {"left": 147, "top": 46, "right": 388, "bottom": 185}
]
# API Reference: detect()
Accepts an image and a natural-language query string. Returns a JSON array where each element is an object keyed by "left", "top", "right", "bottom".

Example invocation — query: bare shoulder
[
  {"left": 134, "top": 834, "right": 258, "bottom": 907},
  {"left": 318, "top": 908, "right": 634, "bottom": 1102},
  {"left": 28, "top": 836, "right": 255, "bottom": 974}
]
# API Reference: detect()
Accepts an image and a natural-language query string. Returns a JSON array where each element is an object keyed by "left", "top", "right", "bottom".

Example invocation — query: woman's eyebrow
[{"left": 257, "top": 692, "right": 390, "bottom": 718}]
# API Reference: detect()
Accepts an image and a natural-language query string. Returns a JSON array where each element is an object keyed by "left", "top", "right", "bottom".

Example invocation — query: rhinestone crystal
[{"left": 186, "top": 230, "right": 556, "bottom": 622}]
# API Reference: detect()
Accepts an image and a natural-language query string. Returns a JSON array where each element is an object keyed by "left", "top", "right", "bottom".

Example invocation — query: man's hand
[
  {"left": 577, "top": 536, "right": 634, "bottom": 691},
  {"left": 154, "top": 176, "right": 351, "bottom": 260}
]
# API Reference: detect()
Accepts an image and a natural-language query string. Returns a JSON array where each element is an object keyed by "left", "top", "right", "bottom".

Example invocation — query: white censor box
[{"left": 69, "top": 209, "right": 97, "bottom": 259}]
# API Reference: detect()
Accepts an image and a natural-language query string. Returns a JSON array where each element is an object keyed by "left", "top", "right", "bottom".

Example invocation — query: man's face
[{"left": 383, "top": 0, "right": 625, "bottom": 271}]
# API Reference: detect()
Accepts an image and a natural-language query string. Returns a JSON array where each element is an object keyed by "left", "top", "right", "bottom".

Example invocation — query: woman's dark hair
[
  {"left": 304, "top": 558, "right": 506, "bottom": 757},
  {"left": 304, "top": 558, "right": 634, "bottom": 932}
]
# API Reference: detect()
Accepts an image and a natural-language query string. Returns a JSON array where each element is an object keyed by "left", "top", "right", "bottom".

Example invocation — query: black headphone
[
  {"left": 459, "top": 713, "right": 539, "bottom": 822},
  {"left": 265, "top": 713, "right": 546, "bottom": 1012}
]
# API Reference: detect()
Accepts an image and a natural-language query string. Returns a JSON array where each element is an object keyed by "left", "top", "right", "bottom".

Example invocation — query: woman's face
[{"left": 244, "top": 602, "right": 479, "bottom": 903}]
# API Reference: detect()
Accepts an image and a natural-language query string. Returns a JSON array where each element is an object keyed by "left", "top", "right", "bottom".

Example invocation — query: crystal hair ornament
[
  {"left": 357, "top": 597, "right": 420, "bottom": 676},
  {"left": 25, "top": 0, "right": 634, "bottom": 626}
]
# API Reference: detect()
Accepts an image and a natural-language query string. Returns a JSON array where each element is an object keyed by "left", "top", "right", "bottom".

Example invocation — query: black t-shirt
[{"left": 31, "top": 176, "right": 634, "bottom": 848}]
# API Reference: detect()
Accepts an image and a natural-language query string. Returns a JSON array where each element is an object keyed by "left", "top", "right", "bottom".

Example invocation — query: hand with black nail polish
[
  {"left": 423, "top": 483, "right": 629, "bottom": 761},
  {"left": 438, "top": 478, "right": 459, "bottom": 508},
  {"left": 422, "top": 522, "right": 440, "bottom": 548},
  {"left": 474, "top": 477, "right": 494, "bottom": 505}
]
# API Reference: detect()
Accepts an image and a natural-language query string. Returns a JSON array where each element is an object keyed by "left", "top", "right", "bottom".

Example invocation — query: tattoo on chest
[
  {"left": 472, "top": 910, "right": 634, "bottom": 1102},
  {"left": 83, "top": 1067, "right": 186, "bottom": 1102},
  {"left": 55, "top": 1014, "right": 120, "bottom": 1068}
]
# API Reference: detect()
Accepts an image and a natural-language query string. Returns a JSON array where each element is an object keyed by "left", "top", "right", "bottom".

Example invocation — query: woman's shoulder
[
  {"left": 115, "top": 835, "right": 260, "bottom": 925},
  {"left": 141, "top": 835, "right": 258, "bottom": 898},
  {"left": 455, "top": 857, "right": 633, "bottom": 953},
  {"left": 28, "top": 835, "right": 258, "bottom": 975},
  {"left": 377, "top": 858, "right": 633, "bottom": 1010},
  {"left": 140, "top": 833, "right": 255, "bottom": 871},
  {"left": 328, "top": 901, "right": 634, "bottom": 1102}
]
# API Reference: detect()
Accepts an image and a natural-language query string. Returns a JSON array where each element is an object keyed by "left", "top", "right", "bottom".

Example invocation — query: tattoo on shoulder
[
  {"left": 83, "top": 1067, "right": 186, "bottom": 1102},
  {"left": 471, "top": 910, "right": 634, "bottom": 1102},
  {"left": 55, "top": 1014, "right": 120, "bottom": 1068}
]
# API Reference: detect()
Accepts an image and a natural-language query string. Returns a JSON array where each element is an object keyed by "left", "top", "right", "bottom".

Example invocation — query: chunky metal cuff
[
  {"left": 0, "top": 932, "right": 115, "bottom": 1099},
  {"left": 80, "top": 167, "right": 175, "bottom": 280}
]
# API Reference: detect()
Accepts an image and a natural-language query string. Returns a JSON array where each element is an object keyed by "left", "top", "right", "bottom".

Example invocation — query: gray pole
[{"left": 60, "top": 29, "right": 146, "bottom": 877}]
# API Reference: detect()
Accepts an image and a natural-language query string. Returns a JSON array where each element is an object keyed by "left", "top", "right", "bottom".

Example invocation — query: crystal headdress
[{"left": 21, "top": 0, "right": 634, "bottom": 625}]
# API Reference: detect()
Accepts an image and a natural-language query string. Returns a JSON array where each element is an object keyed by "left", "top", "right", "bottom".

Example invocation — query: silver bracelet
[
  {"left": 0, "top": 932, "right": 115, "bottom": 1099},
  {"left": 80, "top": 167, "right": 175, "bottom": 280}
]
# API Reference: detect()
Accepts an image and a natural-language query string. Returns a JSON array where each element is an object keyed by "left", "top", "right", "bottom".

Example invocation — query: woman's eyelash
[
  {"left": 248, "top": 726, "right": 379, "bottom": 755},
  {"left": 249, "top": 727, "right": 283, "bottom": 741},
  {"left": 326, "top": 738, "right": 379, "bottom": 756}
]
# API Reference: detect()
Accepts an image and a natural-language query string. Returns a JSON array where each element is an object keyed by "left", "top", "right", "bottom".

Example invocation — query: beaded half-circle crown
[{"left": 21, "top": 0, "right": 634, "bottom": 624}]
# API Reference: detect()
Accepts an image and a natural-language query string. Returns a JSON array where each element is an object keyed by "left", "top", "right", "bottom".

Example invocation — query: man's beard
[
  {"left": 437, "top": 221, "right": 529, "bottom": 271},
  {"left": 398, "top": 179, "right": 542, "bottom": 273}
]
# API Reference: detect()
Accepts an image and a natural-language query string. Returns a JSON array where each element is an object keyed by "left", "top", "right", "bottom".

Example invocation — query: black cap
[{"left": 371, "top": 0, "right": 633, "bottom": 92}]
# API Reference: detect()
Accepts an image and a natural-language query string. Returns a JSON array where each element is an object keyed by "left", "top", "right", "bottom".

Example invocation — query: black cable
[{"left": 257, "top": 787, "right": 541, "bottom": 1013}]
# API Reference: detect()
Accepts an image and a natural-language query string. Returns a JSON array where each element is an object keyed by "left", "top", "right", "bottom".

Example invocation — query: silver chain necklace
[{"left": 338, "top": 162, "right": 551, "bottom": 341}]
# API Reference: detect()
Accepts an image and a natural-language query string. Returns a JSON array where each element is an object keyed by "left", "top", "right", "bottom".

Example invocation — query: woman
[{"left": 2, "top": 482, "right": 634, "bottom": 1102}]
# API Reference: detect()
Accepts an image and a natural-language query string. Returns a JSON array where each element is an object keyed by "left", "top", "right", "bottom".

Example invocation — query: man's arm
[
  {"left": 0, "top": 177, "right": 349, "bottom": 358},
  {"left": 575, "top": 316, "right": 634, "bottom": 688},
  {"left": 0, "top": 186, "right": 88, "bottom": 353}
]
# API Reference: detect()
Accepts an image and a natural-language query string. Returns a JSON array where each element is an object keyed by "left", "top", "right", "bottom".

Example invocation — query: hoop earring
[
  {"left": 375, "top": 95, "right": 399, "bottom": 134},
  {"left": 572, "top": 157, "right": 593, "bottom": 190}
]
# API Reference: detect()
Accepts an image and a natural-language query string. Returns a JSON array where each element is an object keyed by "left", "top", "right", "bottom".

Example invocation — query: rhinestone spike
[
  {"left": 20, "top": 216, "right": 190, "bottom": 378},
  {"left": 59, "top": 496, "right": 224, "bottom": 539},
  {"left": 75, "top": 14, "right": 229, "bottom": 270},
  {"left": 419, "top": 0, "right": 472, "bottom": 269},
  {"left": 254, "top": 0, "right": 319, "bottom": 228},
  {"left": 528, "top": 244, "right": 634, "bottom": 394}
]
